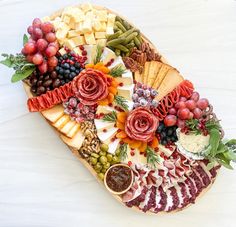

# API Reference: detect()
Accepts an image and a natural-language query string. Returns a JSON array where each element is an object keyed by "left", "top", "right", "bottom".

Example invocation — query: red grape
[
  {"left": 164, "top": 115, "right": 177, "bottom": 127},
  {"left": 169, "top": 108, "right": 177, "bottom": 115},
  {"left": 180, "top": 97, "right": 187, "bottom": 102},
  {"left": 27, "top": 26, "right": 34, "bottom": 35},
  {"left": 24, "top": 42, "right": 37, "bottom": 54},
  {"left": 27, "top": 38, "right": 36, "bottom": 44},
  {"left": 36, "top": 39, "right": 48, "bottom": 52},
  {"left": 32, "top": 53, "right": 44, "bottom": 65},
  {"left": 21, "top": 48, "right": 26, "bottom": 55},
  {"left": 45, "top": 32, "right": 56, "bottom": 43},
  {"left": 41, "top": 22, "right": 53, "bottom": 34},
  {"left": 45, "top": 46, "right": 57, "bottom": 57},
  {"left": 197, "top": 98, "right": 209, "bottom": 110},
  {"left": 189, "top": 112, "right": 194, "bottom": 119},
  {"left": 33, "top": 27, "right": 43, "bottom": 40},
  {"left": 48, "top": 41, "right": 59, "bottom": 51},
  {"left": 177, "top": 108, "right": 190, "bottom": 120},
  {"left": 175, "top": 101, "right": 186, "bottom": 109},
  {"left": 26, "top": 54, "right": 34, "bottom": 63},
  {"left": 177, "top": 119, "right": 186, "bottom": 128},
  {"left": 38, "top": 61, "right": 48, "bottom": 74},
  {"left": 185, "top": 100, "right": 196, "bottom": 110},
  {"left": 193, "top": 108, "right": 203, "bottom": 119},
  {"left": 47, "top": 56, "right": 58, "bottom": 67},
  {"left": 32, "top": 18, "right": 42, "bottom": 28},
  {"left": 190, "top": 92, "right": 200, "bottom": 102}
]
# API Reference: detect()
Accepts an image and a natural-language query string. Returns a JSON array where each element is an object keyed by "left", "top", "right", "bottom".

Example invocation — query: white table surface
[{"left": 0, "top": 0, "right": 236, "bottom": 226}]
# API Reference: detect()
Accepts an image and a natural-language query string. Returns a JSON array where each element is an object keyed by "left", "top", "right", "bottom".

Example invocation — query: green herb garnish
[
  {"left": 102, "top": 111, "right": 117, "bottom": 122},
  {"left": 0, "top": 53, "right": 35, "bottom": 83},
  {"left": 23, "top": 34, "right": 29, "bottom": 45},
  {"left": 114, "top": 95, "right": 129, "bottom": 111},
  {"left": 146, "top": 146, "right": 161, "bottom": 169},
  {"left": 93, "top": 45, "right": 103, "bottom": 65},
  {"left": 110, "top": 64, "right": 126, "bottom": 77},
  {"left": 119, "top": 143, "right": 128, "bottom": 161}
]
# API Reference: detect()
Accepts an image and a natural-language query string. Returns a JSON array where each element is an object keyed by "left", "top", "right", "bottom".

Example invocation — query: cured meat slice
[
  {"left": 164, "top": 189, "right": 173, "bottom": 211},
  {"left": 154, "top": 186, "right": 167, "bottom": 213},
  {"left": 143, "top": 186, "right": 157, "bottom": 212},
  {"left": 139, "top": 189, "right": 152, "bottom": 211},
  {"left": 193, "top": 165, "right": 211, "bottom": 188},
  {"left": 168, "top": 186, "right": 180, "bottom": 212},
  {"left": 185, "top": 176, "right": 197, "bottom": 203},
  {"left": 188, "top": 171, "right": 203, "bottom": 196},
  {"left": 174, "top": 184, "right": 184, "bottom": 208},
  {"left": 209, "top": 165, "right": 221, "bottom": 179},
  {"left": 126, "top": 187, "right": 148, "bottom": 208},
  {"left": 177, "top": 182, "right": 190, "bottom": 208}
]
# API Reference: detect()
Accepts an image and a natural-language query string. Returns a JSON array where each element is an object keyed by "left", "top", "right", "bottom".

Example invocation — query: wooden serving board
[{"left": 23, "top": 4, "right": 218, "bottom": 214}]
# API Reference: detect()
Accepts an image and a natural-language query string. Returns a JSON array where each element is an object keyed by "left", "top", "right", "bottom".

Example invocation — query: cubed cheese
[
  {"left": 92, "top": 19, "right": 102, "bottom": 32},
  {"left": 100, "top": 22, "right": 107, "bottom": 31},
  {"left": 96, "top": 39, "right": 107, "bottom": 47},
  {"left": 94, "top": 119, "right": 115, "bottom": 133},
  {"left": 59, "top": 48, "right": 67, "bottom": 56},
  {"left": 80, "top": 3, "right": 93, "bottom": 13},
  {"left": 65, "top": 39, "right": 76, "bottom": 50},
  {"left": 97, "top": 127, "right": 118, "bottom": 144},
  {"left": 107, "top": 13, "right": 116, "bottom": 27},
  {"left": 84, "top": 33, "right": 96, "bottom": 45},
  {"left": 117, "top": 84, "right": 135, "bottom": 101},
  {"left": 71, "top": 36, "right": 85, "bottom": 46},
  {"left": 96, "top": 10, "right": 108, "bottom": 22},
  {"left": 63, "top": 15, "right": 71, "bottom": 24},
  {"left": 106, "top": 26, "right": 114, "bottom": 35},
  {"left": 108, "top": 138, "right": 120, "bottom": 155},
  {"left": 73, "top": 47, "right": 82, "bottom": 55},
  {"left": 68, "top": 30, "right": 80, "bottom": 38},
  {"left": 94, "top": 32, "right": 106, "bottom": 39},
  {"left": 82, "top": 19, "right": 93, "bottom": 33}
]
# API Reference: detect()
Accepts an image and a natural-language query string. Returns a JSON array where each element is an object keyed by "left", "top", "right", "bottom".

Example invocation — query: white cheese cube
[
  {"left": 68, "top": 19, "right": 76, "bottom": 30},
  {"left": 106, "top": 26, "right": 114, "bottom": 35},
  {"left": 100, "top": 22, "right": 107, "bottom": 31},
  {"left": 92, "top": 19, "right": 102, "bottom": 32},
  {"left": 96, "top": 39, "right": 107, "bottom": 47},
  {"left": 59, "top": 48, "right": 67, "bottom": 56},
  {"left": 84, "top": 33, "right": 96, "bottom": 45},
  {"left": 117, "top": 84, "right": 135, "bottom": 101},
  {"left": 96, "top": 10, "right": 108, "bottom": 22},
  {"left": 107, "top": 13, "right": 116, "bottom": 27},
  {"left": 63, "top": 15, "right": 71, "bottom": 24},
  {"left": 75, "top": 22, "right": 83, "bottom": 33},
  {"left": 94, "top": 119, "right": 115, "bottom": 133},
  {"left": 68, "top": 30, "right": 79, "bottom": 38},
  {"left": 71, "top": 36, "right": 85, "bottom": 46},
  {"left": 80, "top": 3, "right": 93, "bottom": 12},
  {"left": 82, "top": 19, "right": 93, "bottom": 33},
  {"left": 94, "top": 32, "right": 106, "bottom": 39},
  {"left": 65, "top": 39, "right": 76, "bottom": 50},
  {"left": 97, "top": 127, "right": 118, "bottom": 144},
  {"left": 108, "top": 139, "right": 120, "bottom": 155}
]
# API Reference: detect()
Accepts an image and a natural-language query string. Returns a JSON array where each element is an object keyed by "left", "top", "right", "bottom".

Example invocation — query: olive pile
[
  {"left": 157, "top": 122, "right": 178, "bottom": 145},
  {"left": 29, "top": 70, "right": 61, "bottom": 96},
  {"left": 89, "top": 143, "right": 120, "bottom": 180}
]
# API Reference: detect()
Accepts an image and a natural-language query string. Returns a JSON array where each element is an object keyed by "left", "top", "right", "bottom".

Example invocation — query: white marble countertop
[{"left": 0, "top": 0, "right": 236, "bottom": 226}]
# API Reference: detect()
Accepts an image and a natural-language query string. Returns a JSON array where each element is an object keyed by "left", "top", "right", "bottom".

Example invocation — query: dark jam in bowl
[{"left": 106, "top": 165, "right": 133, "bottom": 193}]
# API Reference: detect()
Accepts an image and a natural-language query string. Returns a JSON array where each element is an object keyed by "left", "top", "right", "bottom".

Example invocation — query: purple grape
[
  {"left": 143, "top": 90, "right": 151, "bottom": 97},
  {"left": 68, "top": 97, "right": 78, "bottom": 108},
  {"left": 139, "top": 98, "right": 148, "bottom": 106},
  {"left": 150, "top": 89, "right": 158, "bottom": 97},
  {"left": 133, "top": 102, "right": 140, "bottom": 108},
  {"left": 151, "top": 100, "right": 158, "bottom": 107},
  {"left": 132, "top": 93, "right": 139, "bottom": 102},
  {"left": 136, "top": 88, "right": 144, "bottom": 97}
]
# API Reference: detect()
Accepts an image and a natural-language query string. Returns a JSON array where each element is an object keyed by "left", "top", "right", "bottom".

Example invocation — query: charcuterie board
[{"left": 1, "top": 3, "right": 236, "bottom": 215}]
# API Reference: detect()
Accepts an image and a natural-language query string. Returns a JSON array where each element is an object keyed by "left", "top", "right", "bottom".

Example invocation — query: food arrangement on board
[{"left": 1, "top": 3, "right": 236, "bottom": 214}]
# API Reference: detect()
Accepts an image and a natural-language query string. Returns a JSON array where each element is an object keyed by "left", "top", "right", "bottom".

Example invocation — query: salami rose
[
  {"left": 125, "top": 107, "right": 159, "bottom": 142},
  {"left": 72, "top": 69, "right": 108, "bottom": 105}
]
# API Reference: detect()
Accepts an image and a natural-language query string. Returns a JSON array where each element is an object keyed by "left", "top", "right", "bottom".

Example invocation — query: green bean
[
  {"left": 124, "top": 32, "right": 138, "bottom": 44},
  {"left": 115, "top": 16, "right": 123, "bottom": 24},
  {"left": 119, "top": 27, "right": 136, "bottom": 39},
  {"left": 126, "top": 41, "right": 135, "bottom": 49},
  {"left": 115, "top": 21, "right": 126, "bottom": 32},
  {"left": 114, "top": 44, "right": 129, "bottom": 52},
  {"left": 122, "top": 20, "right": 131, "bottom": 30},
  {"left": 107, "top": 37, "right": 125, "bottom": 47},
  {"left": 134, "top": 36, "right": 141, "bottom": 48},
  {"left": 107, "top": 30, "right": 122, "bottom": 41},
  {"left": 137, "top": 33, "right": 142, "bottom": 43}
]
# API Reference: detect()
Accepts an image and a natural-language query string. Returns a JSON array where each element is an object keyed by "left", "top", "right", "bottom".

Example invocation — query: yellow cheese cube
[
  {"left": 100, "top": 22, "right": 107, "bottom": 32},
  {"left": 106, "top": 26, "right": 114, "bottom": 35},
  {"left": 74, "top": 12, "right": 85, "bottom": 23},
  {"left": 59, "top": 48, "right": 67, "bottom": 56},
  {"left": 65, "top": 39, "right": 76, "bottom": 49},
  {"left": 68, "top": 19, "right": 76, "bottom": 30},
  {"left": 84, "top": 33, "right": 96, "bottom": 45},
  {"left": 80, "top": 3, "right": 93, "bottom": 13},
  {"left": 73, "top": 47, "right": 82, "bottom": 55},
  {"left": 82, "top": 19, "right": 92, "bottom": 33},
  {"left": 63, "top": 15, "right": 71, "bottom": 24},
  {"left": 75, "top": 22, "right": 83, "bottom": 33},
  {"left": 56, "top": 28, "right": 68, "bottom": 41},
  {"left": 94, "top": 32, "right": 106, "bottom": 39},
  {"left": 41, "top": 16, "right": 51, "bottom": 23},
  {"left": 96, "top": 10, "right": 108, "bottom": 22},
  {"left": 92, "top": 19, "right": 102, "bottom": 32},
  {"left": 107, "top": 13, "right": 116, "bottom": 27},
  {"left": 96, "top": 39, "right": 107, "bottom": 47},
  {"left": 71, "top": 36, "right": 85, "bottom": 46},
  {"left": 68, "top": 30, "right": 79, "bottom": 38}
]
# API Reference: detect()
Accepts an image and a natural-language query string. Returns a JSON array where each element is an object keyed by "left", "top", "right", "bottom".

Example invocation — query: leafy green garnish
[
  {"left": 23, "top": 34, "right": 28, "bottom": 45},
  {"left": 114, "top": 95, "right": 129, "bottom": 111},
  {"left": 110, "top": 64, "right": 126, "bottom": 77},
  {"left": 119, "top": 143, "right": 128, "bottom": 161},
  {"left": 186, "top": 119, "right": 201, "bottom": 135},
  {"left": 93, "top": 45, "right": 103, "bottom": 65},
  {"left": 146, "top": 146, "right": 161, "bottom": 169},
  {"left": 0, "top": 53, "right": 35, "bottom": 83},
  {"left": 102, "top": 111, "right": 117, "bottom": 122}
]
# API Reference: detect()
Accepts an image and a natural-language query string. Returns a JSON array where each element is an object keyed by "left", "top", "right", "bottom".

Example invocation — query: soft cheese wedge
[
  {"left": 116, "top": 70, "right": 133, "bottom": 85},
  {"left": 155, "top": 68, "right": 184, "bottom": 101},
  {"left": 41, "top": 105, "right": 64, "bottom": 123},
  {"left": 108, "top": 56, "right": 125, "bottom": 69},
  {"left": 117, "top": 84, "right": 135, "bottom": 101},
  {"left": 96, "top": 105, "right": 115, "bottom": 115},
  {"left": 124, "top": 147, "right": 147, "bottom": 165},
  {"left": 97, "top": 127, "right": 118, "bottom": 144},
  {"left": 94, "top": 119, "right": 115, "bottom": 133},
  {"left": 108, "top": 138, "right": 120, "bottom": 155},
  {"left": 60, "top": 129, "right": 85, "bottom": 149},
  {"left": 100, "top": 47, "right": 116, "bottom": 65}
]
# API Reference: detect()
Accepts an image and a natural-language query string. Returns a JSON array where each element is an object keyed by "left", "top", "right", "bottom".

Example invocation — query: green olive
[
  {"left": 91, "top": 153, "right": 99, "bottom": 158},
  {"left": 112, "top": 156, "right": 120, "bottom": 163},
  {"left": 99, "top": 156, "right": 108, "bottom": 164},
  {"left": 99, "top": 151, "right": 107, "bottom": 156},
  {"left": 101, "top": 168, "right": 107, "bottom": 174},
  {"left": 100, "top": 143, "right": 109, "bottom": 152},
  {"left": 103, "top": 162, "right": 110, "bottom": 170},
  {"left": 94, "top": 162, "right": 102, "bottom": 171},
  {"left": 115, "top": 148, "right": 120, "bottom": 156},
  {"left": 106, "top": 154, "right": 113, "bottom": 162},
  {"left": 90, "top": 157, "right": 97, "bottom": 165},
  {"left": 98, "top": 173, "right": 104, "bottom": 180}
]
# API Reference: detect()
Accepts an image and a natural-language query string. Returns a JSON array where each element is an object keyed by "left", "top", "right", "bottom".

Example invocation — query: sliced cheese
[
  {"left": 97, "top": 127, "right": 118, "bottom": 144},
  {"left": 117, "top": 84, "right": 135, "bottom": 101},
  {"left": 134, "top": 71, "right": 142, "bottom": 83},
  {"left": 152, "top": 63, "right": 171, "bottom": 89},
  {"left": 53, "top": 115, "right": 70, "bottom": 130},
  {"left": 67, "top": 123, "right": 80, "bottom": 138},
  {"left": 94, "top": 119, "right": 115, "bottom": 133},
  {"left": 60, "top": 129, "right": 85, "bottom": 149},
  {"left": 108, "top": 138, "right": 120, "bottom": 155},
  {"left": 142, "top": 61, "right": 151, "bottom": 84},
  {"left": 146, "top": 61, "right": 162, "bottom": 87},
  {"left": 61, "top": 120, "right": 77, "bottom": 138},
  {"left": 155, "top": 68, "right": 184, "bottom": 101},
  {"left": 41, "top": 105, "right": 64, "bottom": 123}
]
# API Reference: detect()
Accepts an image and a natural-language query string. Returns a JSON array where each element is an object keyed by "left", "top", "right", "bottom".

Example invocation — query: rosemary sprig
[
  {"left": 185, "top": 119, "right": 201, "bottom": 135},
  {"left": 93, "top": 45, "right": 103, "bottom": 65},
  {"left": 0, "top": 53, "right": 35, "bottom": 83},
  {"left": 146, "top": 146, "right": 161, "bottom": 169},
  {"left": 102, "top": 111, "right": 117, "bottom": 122},
  {"left": 114, "top": 95, "right": 129, "bottom": 111},
  {"left": 119, "top": 143, "right": 128, "bottom": 161},
  {"left": 110, "top": 64, "right": 126, "bottom": 77}
]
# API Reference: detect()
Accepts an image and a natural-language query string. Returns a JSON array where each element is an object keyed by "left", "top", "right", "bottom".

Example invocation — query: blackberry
[{"left": 157, "top": 122, "right": 178, "bottom": 145}]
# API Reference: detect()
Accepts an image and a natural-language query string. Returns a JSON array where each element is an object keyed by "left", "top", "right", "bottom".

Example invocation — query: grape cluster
[
  {"left": 164, "top": 92, "right": 210, "bottom": 128},
  {"left": 22, "top": 18, "right": 59, "bottom": 74},
  {"left": 55, "top": 50, "right": 86, "bottom": 84},
  {"left": 156, "top": 122, "right": 178, "bottom": 145},
  {"left": 63, "top": 97, "right": 97, "bottom": 122},
  {"left": 29, "top": 70, "right": 61, "bottom": 95},
  {"left": 132, "top": 82, "right": 158, "bottom": 108}
]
